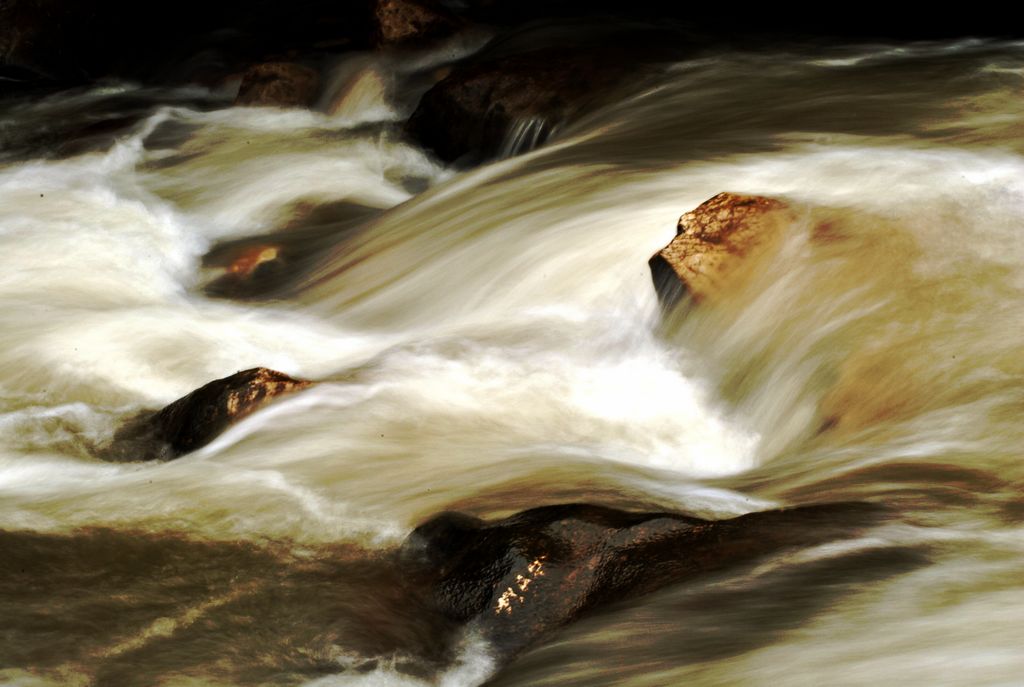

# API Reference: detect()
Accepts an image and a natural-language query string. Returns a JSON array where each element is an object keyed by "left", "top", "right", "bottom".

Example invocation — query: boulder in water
[
  {"left": 107, "top": 367, "right": 313, "bottom": 460},
  {"left": 649, "top": 192, "right": 795, "bottom": 307},
  {"left": 235, "top": 62, "right": 321, "bottom": 107},
  {"left": 402, "top": 501, "right": 879, "bottom": 659},
  {"left": 404, "top": 20, "right": 688, "bottom": 162},
  {"left": 405, "top": 49, "right": 632, "bottom": 162}
]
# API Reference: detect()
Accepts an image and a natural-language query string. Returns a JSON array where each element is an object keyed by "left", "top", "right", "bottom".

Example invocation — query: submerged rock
[
  {"left": 649, "top": 192, "right": 795, "bottom": 307},
  {"left": 373, "top": 0, "right": 464, "bottom": 47},
  {"left": 235, "top": 62, "right": 321, "bottom": 107},
  {"left": 107, "top": 367, "right": 313, "bottom": 461},
  {"left": 402, "top": 501, "right": 879, "bottom": 659},
  {"left": 202, "top": 201, "right": 381, "bottom": 300},
  {"left": 204, "top": 244, "right": 288, "bottom": 298}
]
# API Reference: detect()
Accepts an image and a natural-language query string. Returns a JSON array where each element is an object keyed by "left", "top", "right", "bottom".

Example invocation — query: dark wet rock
[
  {"left": 235, "top": 62, "right": 321, "bottom": 107},
  {"left": 405, "top": 22, "right": 686, "bottom": 163},
  {"left": 373, "top": 0, "right": 464, "bottom": 47},
  {"left": 649, "top": 192, "right": 795, "bottom": 308},
  {"left": 106, "top": 368, "right": 313, "bottom": 460},
  {"left": 402, "top": 501, "right": 880, "bottom": 658},
  {"left": 405, "top": 49, "right": 627, "bottom": 163}
]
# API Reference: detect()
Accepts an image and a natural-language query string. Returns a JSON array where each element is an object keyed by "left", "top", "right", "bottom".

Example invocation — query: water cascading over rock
[
  {"left": 402, "top": 501, "right": 881, "bottom": 660},
  {"left": 649, "top": 192, "right": 796, "bottom": 308},
  {"left": 106, "top": 367, "right": 314, "bottom": 461}
]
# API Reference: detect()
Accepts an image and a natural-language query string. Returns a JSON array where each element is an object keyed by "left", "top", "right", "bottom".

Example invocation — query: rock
[
  {"left": 404, "top": 49, "right": 624, "bottom": 162},
  {"left": 405, "top": 21, "right": 687, "bottom": 163},
  {"left": 201, "top": 201, "right": 380, "bottom": 300},
  {"left": 402, "top": 501, "right": 879, "bottom": 658},
  {"left": 373, "top": 0, "right": 464, "bottom": 47},
  {"left": 153, "top": 367, "right": 313, "bottom": 455},
  {"left": 106, "top": 367, "right": 313, "bottom": 460},
  {"left": 649, "top": 192, "right": 796, "bottom": 308},
  {"left": 235, "top": 62, "right": 321, "bottom": 107},
  {"left": 204, "top": 244, "right": 288, "bottom": 299}
]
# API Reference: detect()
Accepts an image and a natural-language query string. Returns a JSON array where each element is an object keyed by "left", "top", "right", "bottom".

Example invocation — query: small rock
[
  {"left": 107, "top": 367, "right": 313, "bottom": 460},
  {"left": 235, "top": 62, "right": 321, "bottom": 108}
]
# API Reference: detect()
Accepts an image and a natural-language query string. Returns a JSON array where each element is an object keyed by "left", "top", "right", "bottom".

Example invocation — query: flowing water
[{"left": 2, "top": 36, "right": 1023, "bottom": 686}]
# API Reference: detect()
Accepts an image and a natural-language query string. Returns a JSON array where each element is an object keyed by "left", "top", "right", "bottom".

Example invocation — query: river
[{"left": 1, "top": 36, "right": 1022, "bottom": 686}]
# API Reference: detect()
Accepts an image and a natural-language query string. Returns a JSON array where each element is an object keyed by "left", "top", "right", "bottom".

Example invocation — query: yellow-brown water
[{"left": 1, "top": 39, "right": 1023, "bottom": 685}]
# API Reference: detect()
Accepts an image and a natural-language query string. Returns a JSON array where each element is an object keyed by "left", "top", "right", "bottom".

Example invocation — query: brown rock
[
  {"left": 154, "top": 367, "right": 313, "bottom": 455},
  {"left": 106, "top": 368, "right": 313, "bottom": 460},
  {"left": 235, "top": 62, "right": 321, "bottom": 108},
  {"left": 402, "top": 501, "right": 881, "bottom": 659},
  {"left": 649, "top": 192, "right": 796, "bottom": 307},
  {"left": 373, "top": 0, "right": 463, "bottom": 47},
  {"left": 200, "top": 201, "right": 381, "bottom": 301}
]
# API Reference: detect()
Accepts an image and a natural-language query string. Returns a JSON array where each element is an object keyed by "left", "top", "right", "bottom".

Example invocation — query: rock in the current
[
  {"left": 235, "top": 62, "right": 321, "bottom": 107},
  {"left": 649, "top": 192, "right": 796, "bottom": 307},
  {"left": 204, "top": 244, "right": 288, "bottom": 299},
  {"left": 107, "top": 367, "right": 313, "bottom": 461},
  {"left": 405, "top": 20, "right": 690, "bottom": 163},
  {"left": 402, "top": 501, "right": 879, "bottom": 659},
  {"left": 373, "top": 0, "right": 464, "bottom": 47},
  {"left": 201, "top": 201, "right": 381, "bottom": 300},
  {"left": 405, "top": 49, "right": 630, "bottom": 162}
]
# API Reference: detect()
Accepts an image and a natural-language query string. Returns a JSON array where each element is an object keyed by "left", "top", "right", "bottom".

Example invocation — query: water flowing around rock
[{"left": 1, "top": 33, "right": 1024, "bottom": 687}]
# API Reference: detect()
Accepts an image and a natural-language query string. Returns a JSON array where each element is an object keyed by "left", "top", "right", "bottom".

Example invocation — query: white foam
[{"left": 298, "top": 632, "right": 496, "bottom": 687}]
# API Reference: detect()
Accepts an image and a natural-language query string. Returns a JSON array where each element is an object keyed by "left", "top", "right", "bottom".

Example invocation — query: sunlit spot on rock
[
  {"left": 495, "top": 556, "right": 548, "bottom": 615},
  {"left": 227, "top": 245, "right": 280, "bottom": 275}
]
